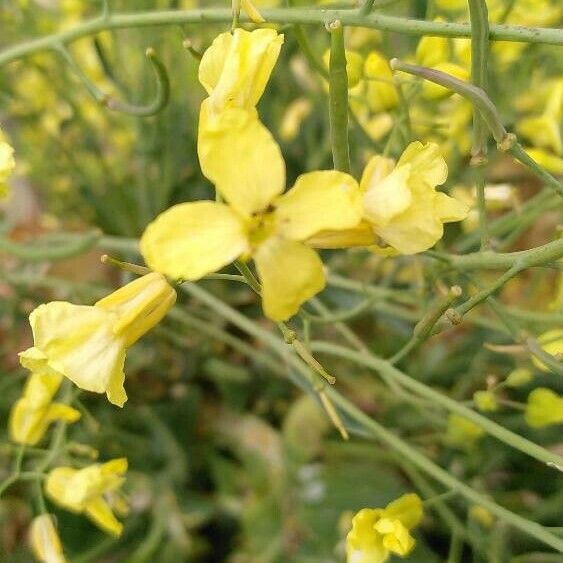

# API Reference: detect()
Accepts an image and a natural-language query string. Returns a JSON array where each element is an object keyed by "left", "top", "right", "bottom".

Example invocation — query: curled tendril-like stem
[{"left": 56, "top": 44, "right": 170, "bottom": 117}]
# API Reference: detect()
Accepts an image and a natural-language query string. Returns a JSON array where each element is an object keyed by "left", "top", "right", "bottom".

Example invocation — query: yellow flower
[
  {"left": 142, "top": 115, "right": 363, "bottom": 320},
  {"left": 233, "top": 0, "right": 266, "bottom": 24},
  {"left": 323, "top": 48, "right": 365, "bottom": 89},
  {"left": 525, "top": 388, "right": 563, "bottom": 428},
  {"left": 361, "top": 142, "right": 468, "bottom": 254},
  {"left": 19, "top": 273, "right": 176, "bottom": 407},
  {"left": 9, "top": 372, "right": 80, "bottom": 446},
  {"left": 346, "top": 494, "right": 423, "bottom": 563},
  {"left": 29, "top": 514, "right": 66, "bottom": 563},
  {"left": 505, "top": 368, "right": 533, "bottom": 388},
  {"left": 198, "top": 28, "right": 283, "bottom": 117},
  {"left": 45, "top": 458, "right": 128, "bottom": 537},
  {"left": 524, "top": 148, "right": 563, "bottom": 175},
  {"left": 421, "top": 62, "right": 469, "bottom": 100},
  {"left": 279, "top": 98, "right": 313, "bottom": 142},
  {"left": 473, "top": 390, "right": 498, "bottom": 412},
  {"left": 446, "top": 413, "right": 484, "bottom": 449},
  {"left": 415, "top": 20, "right": 450, "bottom": 68},
  {"left": 532, "top": 329, "right": 563, "bottom": 372},
  {"left": 363, "top": 51, "right": 399, "bottom": 113},
  {"left": 310, "top": 142, "right": 467, "bottom": 254},
  {"left": 0, "top": 129, "right": 15, "bottom": 199}
]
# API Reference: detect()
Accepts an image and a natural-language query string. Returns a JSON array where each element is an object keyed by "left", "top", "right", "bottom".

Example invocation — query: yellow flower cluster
[
  {"left": 346, "top": 493, "right": 423, "bottom": 563},
  {"left": 14, "top": 274, "right": 175, "bottom": 544},
  {"left": 0, "top": 128, "right": 15, "bottom": 199},
  {"left": 141, "top": 29, "right": 467, "bottom": 320}
]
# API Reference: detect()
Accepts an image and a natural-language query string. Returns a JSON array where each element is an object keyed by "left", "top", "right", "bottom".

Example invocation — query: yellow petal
[
  {"left": 95, "top": 272, "right": 176, "bottom": 346},
  {"left": 375, "top": 518, "right": 416, "bottom": 556},
  {"left": 198, "top": 101, "right": 286, "bottom": 217},
  {"left": 141, "top": 201, "right": 248, "bottom": 280},
  {"left": 23, "top": 371, "right": 63, "bottom": 409},
  {"left": 84, "top": 497, "right": 123, "bottom": 537},
  {"left": 364, "top": 51, "right": 398, "bottom": 113},
  {"left": 199, "top": 28, "right": 283, "bottom": 112},
  {"left": 46, "top": 467, "right": 80, "bottom": 511},
  {"left": 435, "top": 191, "right": 469, "bottom": 223},
  {"left": 274, "top": 170, "right": 363, "bottom": 241},
  {"left": 21, "top": 302, "right": 127, "bottom": 407},
  {"left": 30, "top": 514, "right": 66, "bottom": 563},
  {"left": 524, "top": 148, "right": 563, "bottom": 175},
  {"left": 359, "top": 154, "right": 395, "bottom": 192},
  {"left": 363, "top": 164, "right": 413, "bottom": 227},
  {"left": 308, "top": 221, "right": 376, "bottom": 249},
  {"left": 421, "top": 62, "right": 469, "bottom": 100},
  {"left": 346, "top": 508, "right": 388, "bottom": 563},
  {"left": 397, "top": 141, "right": 448, "bottom": 187},
  {"left": 254, "top": 238, "right": 325, "bottom": 320},
  {"left": 383, "top": 493, "right": 423, "bottom": 530}
]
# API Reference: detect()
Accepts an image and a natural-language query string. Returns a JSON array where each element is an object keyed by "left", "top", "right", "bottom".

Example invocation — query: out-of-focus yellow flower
[
  {"left": 532, "top": 329, "right": 563, "bottom": 372},
  {"left": 469, "top": 505, "right": 495, "bottom": 528},
  {"left": 525, "top": 388, "right": 563, "bottom": 428},
  {"left": 421, "top": 62, "right": 469, "bottom": 100},
  {"left": 446, "top": 413, "right": 485, "bottom": 449},
  {"left": 141, "top": 139, "right": 363, "bottom": 320},
  {"left": 434, "top": 0, "right": 466, "bottom": 10},
  {"left": 323, "top": 49, "right": 365, "bottom": 89},
  {"left": 234, "top": 0, "right": 266, "bottom": 24},
  {"left": 279, "top": 98, "right": 313, "bottom": 142},
  {"left": 29, "top": 514, "right": 66, "bottom": 563},
  {"left": 46, "top": 458, "right": 128, "bottom": 536},
  {"left": 9, "top": 372, "right": 80, "bottom": 446},
  {"left": 473, "top": 390, "right": 498, "bottom": 412},
  {"left": 364, "top": 51, "right": 399, "bottom": 113},
  {"left": 19, "top": 273, "right": 176, "bottom": 407},
  {"left": 0, "top": 129, "right": 15, "bottom": 199},
  {"left": 525, "top": 148, "right": 563, "bottom": 175},
  {"left": 198, "top": 28, "right": 283, "bottom": 117},
  {"left": 517, "top": 80, "right": 562, "bottom": 155},
  {"left": 415, "top": 20, "right": 450, "bottom": 68},
  {"left": 505, "top": 368, "right": 533, "bottom": 388},
  {"left": 346, "top": 494, "right": 423, "bottom": 563}
]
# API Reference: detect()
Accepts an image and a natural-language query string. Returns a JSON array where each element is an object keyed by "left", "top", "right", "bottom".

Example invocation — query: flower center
[{"left": 247, "top": 209, "right": 278, "bottom": 248}]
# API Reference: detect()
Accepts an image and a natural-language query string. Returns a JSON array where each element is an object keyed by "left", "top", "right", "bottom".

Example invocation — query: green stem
[
  {"left": 310, "top": 341, "right": 563, "bottom": 468},
  {"left": 467, "top": 0, "right": 490, "bottom": 158},
  {"left": 1, "top": 8, "right": 562, "bottom": 67},
  {"left": 328, "top": 20, "right": 351, "bottom": 173}
]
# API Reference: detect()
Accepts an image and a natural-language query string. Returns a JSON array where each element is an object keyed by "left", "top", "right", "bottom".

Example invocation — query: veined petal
[
  {"left": 435, "top": 191, "right": 469, "bottom": 222},
  {"left": 274, "top": 171, "right": 363, "bottom": 241},
  {"left": 397, "top": 141, "right": 448, "bottom": 187},
  {"left": 254, "top": 238, "right": 325, "bottom": 321},
  {"left": 363, "top": 164, "right": 413, "bottom": 227},
  {"left": 140, "top": 201, "right": 248, "bottom": 280},
  {"left": 198, "top": 102, "right": 285, "bottom": 217},
  {"left": 23, "top": 302, "right": 127, "bottom": 407},
  {"left": 199, "top": 29, "right": 283, "bottom": 112}
]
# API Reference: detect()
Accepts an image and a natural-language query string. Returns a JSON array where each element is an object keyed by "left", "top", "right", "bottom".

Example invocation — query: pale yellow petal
[
  {"left": 140, "top": 201, "right": 248, "bottom": 280},
  {"left": 24, "top": 302, "right": 127, "bottom": 406},
  {"left": 274, "top": 171, "right": 363, "bottom": 241},
  {"left": 308, "top": 221, "right": 376, "bottom": 249},
  {"left": 363, "top": 164, "right": 413, "bottom": 227},
  {"left": 359, "top": 154, "right": 395, "bottom": 193},
  {"left": 199, "top": 28, "right": 283, "bottom": 112},
  {"left": 241, "top": 0, "right": 265, "bottom": 23},
  {"left": 397, "top": 141, "right": 448, "bottom": 187},
  {"left": 198, "top": 101, "right": 286, "bottom": 216},
  {"left": 254, "top": 238, "right": 325, "bottom": 321},
  {"left": 435, "top": 191, "right": 469, "bottom": 222}
]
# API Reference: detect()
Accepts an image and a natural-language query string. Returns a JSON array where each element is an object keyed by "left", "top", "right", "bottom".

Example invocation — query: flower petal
[
  {"left": 141, "top": 201, "right": 249, "bottom": 281},
  {"left": 275, "top": 170, "right": 363, "bottom": 241},
  {"left": 434, "top": 191, "right": 469, "bottom": 222},
  {"left": 363, "top": 164, "right": 413, "bottom": 227},
  {"left": 199, "top": 29, "right": 283, "bottom": 112},
  {"left": 397, "top": 141, "right": 448, "bottom": 187},
  {"left": 198, "top": 102, "right": 286, "bottom": 217},
  {"left": 84, "top": 497, "right": 123, "bottom": 537},
  {"left": 254, "top": 238, "right": 325, "bottom": 321},
  {"left": 308, "top": 221, "right": 376, "bottom": 249},
  {"left": 23, "top": 302, "right": 127, "bottom": 406}
]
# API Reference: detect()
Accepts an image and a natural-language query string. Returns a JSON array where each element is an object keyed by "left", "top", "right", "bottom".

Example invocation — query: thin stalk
[{"left": 328, "top": 20, "right": 351, "bottom": 173}]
